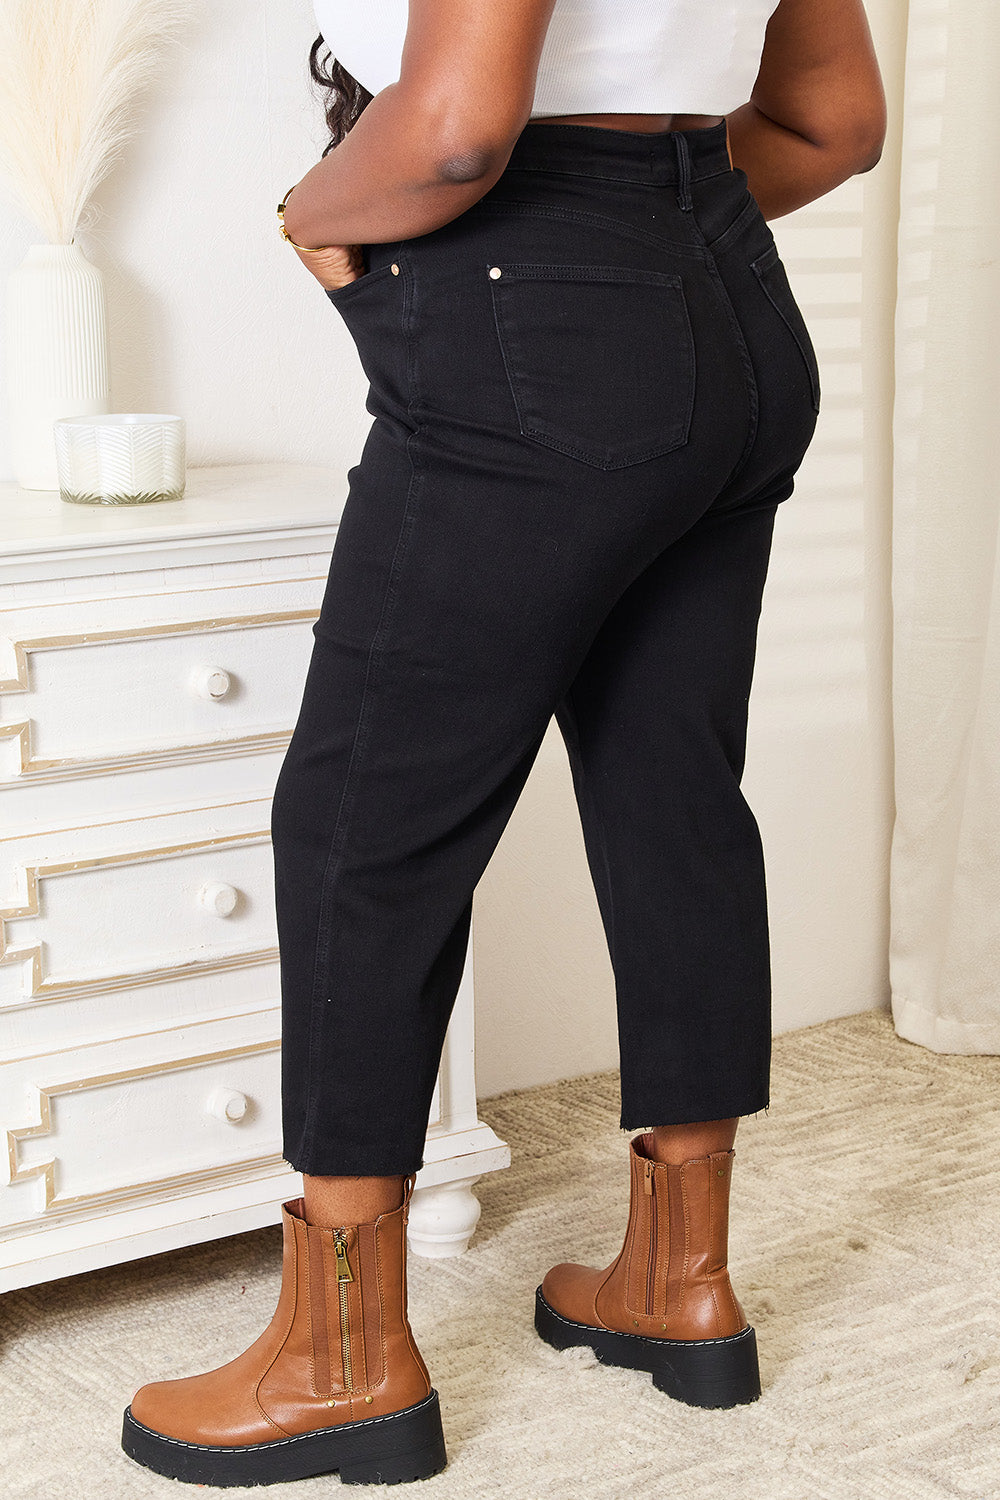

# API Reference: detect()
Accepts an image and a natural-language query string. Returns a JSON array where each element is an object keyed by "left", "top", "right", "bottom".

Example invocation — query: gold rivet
[
  {"left": 718, "top": 1169, "right": 726, "bottom": 1176},
  {"left": 632, "top": 1318, "right": 639, "bottom": 1326},
  {"left": 326, "top": 1399, "right": 336, "bottom": 1407},
  {"left": 661, "top": 1323, "right": 667, "bottom": 1330},
  {"left": 488, "top": 266, "right": 502, "bottom": 279},
  {"left": 391, "top": 263, "right": 400, "bottom": 275},
  {"left": 365, "top": 1395, "right": 373, "bottom": 1404}
]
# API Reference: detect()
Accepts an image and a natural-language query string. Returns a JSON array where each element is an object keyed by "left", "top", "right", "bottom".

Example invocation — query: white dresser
[{"left": 0, "top": 463, "right": 508, "bottom": 1293}]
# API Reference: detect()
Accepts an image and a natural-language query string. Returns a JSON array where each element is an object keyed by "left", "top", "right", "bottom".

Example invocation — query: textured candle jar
[{"left": 53, "top": 413, "right": 185, "bottom": 505}]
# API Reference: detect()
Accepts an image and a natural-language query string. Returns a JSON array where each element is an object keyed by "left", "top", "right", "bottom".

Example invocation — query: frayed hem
[
  {"left": 280, "top": 1155, "right": 425, "bottom": 1179},
  {"left": 618, "top": 1103, "right": 770, "bottom": 1133}
]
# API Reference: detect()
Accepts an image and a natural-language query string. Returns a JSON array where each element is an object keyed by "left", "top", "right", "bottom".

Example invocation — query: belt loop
[{"left": 674, "top": 131, "right": 693, "bottom": 212}]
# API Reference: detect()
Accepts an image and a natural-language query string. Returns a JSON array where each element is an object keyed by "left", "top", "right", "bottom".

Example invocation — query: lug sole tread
[
  {"left": 534, "top": 1285, "right": 761, "bottom": 1409},
  {"left": 121, "top": 1387, "right": 447, "bottom": 1487}
]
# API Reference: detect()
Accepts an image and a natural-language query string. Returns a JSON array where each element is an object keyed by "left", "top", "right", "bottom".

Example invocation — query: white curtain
[{"left": 889, "top": 0, "right": 1000, "bottom": 1051}]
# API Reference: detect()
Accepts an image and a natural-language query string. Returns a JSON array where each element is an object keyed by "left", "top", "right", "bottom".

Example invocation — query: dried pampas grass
[{"left": 0, "top": 0, "right": 191, "bottom": 244}]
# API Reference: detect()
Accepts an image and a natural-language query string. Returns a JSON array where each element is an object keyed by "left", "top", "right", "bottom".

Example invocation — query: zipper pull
[
  {"left": 333, "top": 1231, "right": 354, "bottom": 1282},
  {"left": 644, "top": 1159, "right": 654, "bottom": 1195}
]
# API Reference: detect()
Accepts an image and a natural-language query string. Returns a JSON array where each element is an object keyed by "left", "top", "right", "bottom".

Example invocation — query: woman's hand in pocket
[{"left": 291, "top": 242, "right": 366, "bottom": 291}]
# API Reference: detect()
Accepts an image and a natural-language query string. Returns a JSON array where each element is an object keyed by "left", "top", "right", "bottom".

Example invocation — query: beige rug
[{"left": 2, "top": 1009, "right": 999, "bottom": 1500}]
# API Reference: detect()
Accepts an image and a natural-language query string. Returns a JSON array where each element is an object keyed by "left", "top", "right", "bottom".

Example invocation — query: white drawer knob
[
  {"left": 190, "top": 665, "right": 232, "bottom": 700},
  {"left": 207, "top": 1088, "right": 249, "bottom": 1123},
  {"left": 199, "top": 881, "right": 239, "bottom": 917}
]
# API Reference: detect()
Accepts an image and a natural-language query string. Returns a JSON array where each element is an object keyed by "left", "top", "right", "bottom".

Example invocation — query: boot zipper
[
  {"left": 644, "top": 1159, "right": 656, "bottom": 1318},
  {"left": 333, "top": 1230, "right": 354, "bottom": 1390}
]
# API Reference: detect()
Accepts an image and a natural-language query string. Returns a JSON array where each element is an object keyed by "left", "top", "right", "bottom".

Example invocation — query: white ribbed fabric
[{"left": 312, "top": 0, "right": 780, "bottom": 117}]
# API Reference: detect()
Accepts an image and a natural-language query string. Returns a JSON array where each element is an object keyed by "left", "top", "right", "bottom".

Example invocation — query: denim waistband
[{"left": 504, "top": 118, "right": 732, "bottom": 188}]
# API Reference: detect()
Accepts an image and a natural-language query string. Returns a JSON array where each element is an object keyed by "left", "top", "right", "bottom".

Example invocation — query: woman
[{"left": 122, "top": 0, "right": 886, "bottom": 1487}]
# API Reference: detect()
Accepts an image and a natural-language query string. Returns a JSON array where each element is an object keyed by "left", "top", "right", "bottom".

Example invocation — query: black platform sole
[
  {"left": 534, "top": 1287, "right": 761, "bottom": 1409},
  {"left": 121, "top": 1388, "right": 447, "bottom": 1487}
]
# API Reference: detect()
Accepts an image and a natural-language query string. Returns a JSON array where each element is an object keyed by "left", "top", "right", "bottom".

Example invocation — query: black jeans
[{"left": 271, "top": 119, "right": 820, "bottom": 1178}]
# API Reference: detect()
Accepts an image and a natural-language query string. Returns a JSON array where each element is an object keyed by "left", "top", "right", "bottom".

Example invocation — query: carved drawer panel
[
  {"left": 3, "top": 1008, "right": 287, "bottom": 1231},
  {"left": 0, "top": 610, "right": 317, "bottom": 780},
  {"left": 3, "top": 1011, "right": 442, "bottom": 1234},
  {"left": 1, "top": 819, "right": 277, "bottom": 1010}
]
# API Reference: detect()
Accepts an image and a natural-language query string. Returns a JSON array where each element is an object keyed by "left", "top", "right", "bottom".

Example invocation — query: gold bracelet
[{"left": 277, "top": 182, "right": 333, "bottom": 253}]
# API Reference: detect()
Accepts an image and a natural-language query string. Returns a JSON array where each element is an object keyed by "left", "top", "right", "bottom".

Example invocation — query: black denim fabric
[{"left": 271, "top": 119, "right": 820, "bottom": 1177}]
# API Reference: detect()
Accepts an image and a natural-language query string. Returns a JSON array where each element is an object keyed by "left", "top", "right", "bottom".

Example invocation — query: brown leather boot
[
  {"left": 121, "top": 1173, "right": 447, "bottom": 1486},
  {"left": 535, "top": 1131, "right": 760, "bottom": 1409}
]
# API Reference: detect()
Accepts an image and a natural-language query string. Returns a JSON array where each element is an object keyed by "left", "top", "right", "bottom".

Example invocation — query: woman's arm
[
  {"left": 281, "top": 0, "right": 557, "bottom": 254},
  {"left": 726, "top": 0, "right": 887, "bottom": 220}
]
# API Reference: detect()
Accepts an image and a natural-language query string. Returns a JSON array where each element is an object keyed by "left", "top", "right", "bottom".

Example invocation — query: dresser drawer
[
  {"left": 2, "top": 611, "right": 318, "bottom": 779},
  {"left": 3, "top": 1010, "right": 287, "bottom": 1232},
  {"left": 3, "top": 1008, "right": 442, "bottom": 1235},
  {"left": 1, "top": 806, "right": 279, "bottom": 1012}
]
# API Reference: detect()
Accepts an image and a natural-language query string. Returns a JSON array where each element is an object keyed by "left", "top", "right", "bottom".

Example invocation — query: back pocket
[{"left": 488, "top": 263, "right": 695, "bottom": 470}]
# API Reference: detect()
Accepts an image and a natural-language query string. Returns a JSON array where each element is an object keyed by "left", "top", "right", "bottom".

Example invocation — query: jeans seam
[
  {"left": 298, "top": 257, "right": 423, "bottom": 1161},
  {"left": 466, "top": 198, "right": 705, "bottom": 258},
  {"left": 687, "top": 196, "right": 773, "bottom": 489},
  {"left": 556, "top": 691, "right": 618, "bottom": 977},
  {"left": 706, "top": 193, "right": 768, "bottom": 255},
  {"left": 671, "top": 222, "right": 759, "bottom": 495},
  {"left": 706, "top": 254, "right": 759, "bottom": 491},
  {"left": 501, "top": 162, "right": 732, "bottom": 189},
  {"left": 751, "top": 253, "right": 822, "bottom": 414},
  {"left": 502, "top": 164, "right": 665, "bottom": 186}
]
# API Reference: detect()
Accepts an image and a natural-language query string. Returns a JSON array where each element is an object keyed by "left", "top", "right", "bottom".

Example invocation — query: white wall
[
  {"left": 0, "top": 0, "right": 907, "bottom": 1103},
  {"left": 0, "top": 0, "right": 370, "bottom": 482}
]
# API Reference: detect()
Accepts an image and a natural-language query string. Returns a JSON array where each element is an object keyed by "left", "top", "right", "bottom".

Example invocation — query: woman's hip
[{"left": 323, "top": 123, "right": 816, "bottom": 523}]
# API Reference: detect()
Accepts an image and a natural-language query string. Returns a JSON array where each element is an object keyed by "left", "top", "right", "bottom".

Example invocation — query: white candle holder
[{"left": 53, "top": 413, "right": 185, "bottom": 506}]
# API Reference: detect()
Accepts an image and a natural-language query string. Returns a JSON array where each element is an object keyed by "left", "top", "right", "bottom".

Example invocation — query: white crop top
[{"left": 312, "top": 0, "right": 780, "bottom": 119}]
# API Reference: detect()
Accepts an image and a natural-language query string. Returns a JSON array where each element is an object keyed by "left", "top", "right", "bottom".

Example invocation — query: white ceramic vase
[{"left": 5, "top": 242, "right": 111, "bottom": 491}]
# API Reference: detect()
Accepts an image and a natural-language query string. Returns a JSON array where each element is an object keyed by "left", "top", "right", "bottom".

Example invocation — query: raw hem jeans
[{"left": 270, "top": 119, "right": 821, "bottom": 1177}]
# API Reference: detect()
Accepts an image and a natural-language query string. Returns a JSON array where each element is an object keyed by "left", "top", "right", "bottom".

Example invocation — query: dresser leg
[{"left": 407, "top": 1176, "right": 483, "bottom": 1257}]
